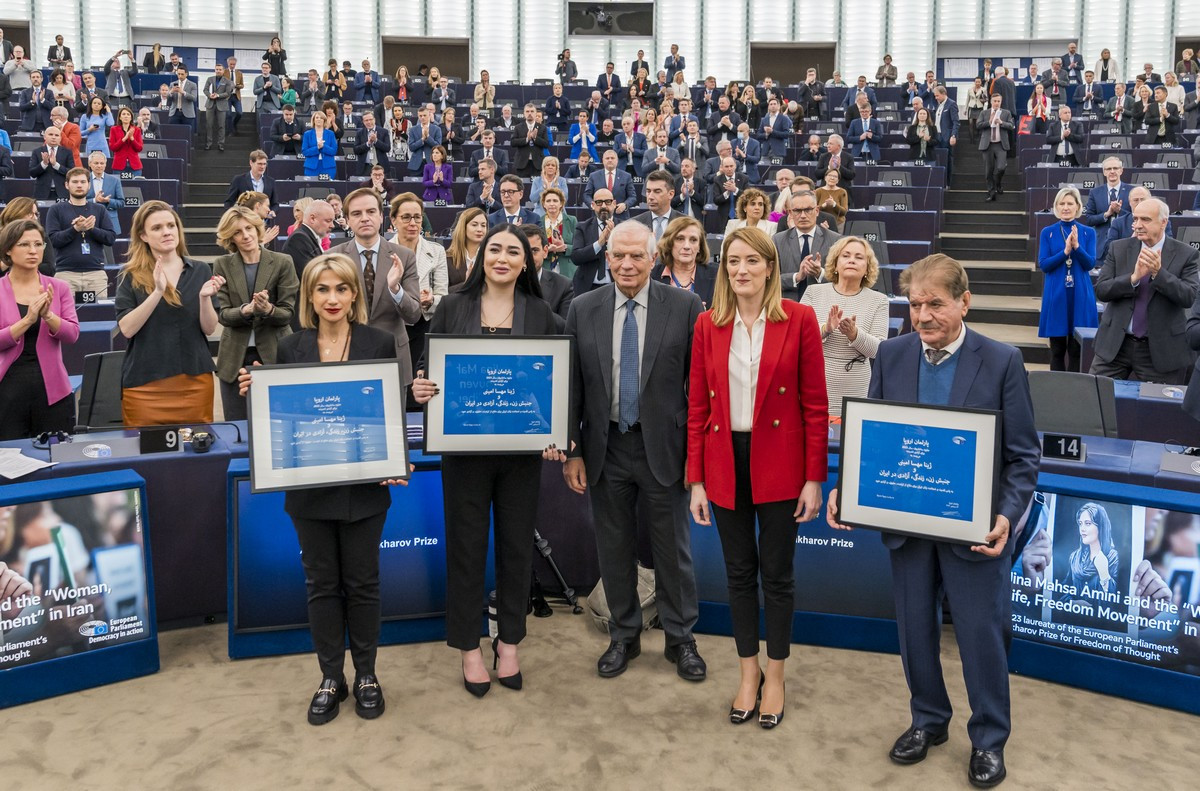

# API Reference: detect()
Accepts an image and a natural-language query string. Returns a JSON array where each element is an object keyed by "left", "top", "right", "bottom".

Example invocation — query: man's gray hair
[
  {"left": 606, "top": 219, "right": 655, "bottom": 257},
  {"left": 1142, "top": 197, "right": 1169, "bottom": 221}
]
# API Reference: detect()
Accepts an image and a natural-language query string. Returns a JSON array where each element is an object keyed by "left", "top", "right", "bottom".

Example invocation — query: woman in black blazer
[
  {"left": 651, "top": 216, "right": 717, "bottom": 308},
  {"left": 239, "top": 252, "right": 407, "bottom": 726},
  {"left": 412, "top": 224, "right": 559, "bottom": 698}
]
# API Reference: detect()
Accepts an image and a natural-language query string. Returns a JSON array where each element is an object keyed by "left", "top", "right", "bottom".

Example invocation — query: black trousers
[
  {"left": 218, "top": 348, "right": 261, "bottom": 421},
  {"left": 0, "top": 358, "right": 75, "bottom": 441},
  {"left": 1090, "top": 334, "right": 1187, "bottom": 384},
  {"left": 291, "top": 511, "right": 387, "bottom": 680},
  {"left": 441, "top": 453, "right": 541, "bottom": 650},
  {"left": 1048, "top": 335, "right": 1081, "bottom": 372},
  {"left": 709, "top": 432, "right": 799, "bottom": 660}
]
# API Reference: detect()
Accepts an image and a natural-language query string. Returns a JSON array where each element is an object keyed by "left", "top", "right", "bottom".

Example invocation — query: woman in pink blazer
[{"left": 0, "top": 220, "right": 80, "bottom": 440}]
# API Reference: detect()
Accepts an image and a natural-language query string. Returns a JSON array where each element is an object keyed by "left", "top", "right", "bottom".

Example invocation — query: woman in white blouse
[
  {"left": 1094, "top": 49, "right": 1120, "bottom": 83},
  {"left": 799, "top": 236, "right": 890, "bottom": 417},
  {"left": 388, "top": 193, "right": 448, "bottom": 375},
  {"left": 1162, "top": 72, "right": 1186, "bottom": 110},
  {"left": 724, "top": 188, "right": 775, "bottom": 236}
]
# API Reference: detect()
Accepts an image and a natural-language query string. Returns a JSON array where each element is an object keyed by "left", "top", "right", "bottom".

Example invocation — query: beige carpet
[{"left": 2, "top": 611, "right": 1194, "bottom": 790}]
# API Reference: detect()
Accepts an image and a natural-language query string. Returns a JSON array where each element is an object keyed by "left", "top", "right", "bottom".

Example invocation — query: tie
[
  {"left": 1131, "top": 272, "right": 1153, "bottom": 337},
  {"left": 1159, "top": 106, "right": 1167, "bottom": 137},
  {"left": 606, "top": 171, "right": 613, "bottom": 191},
  {"left": 508, "top": 214, "right": 517, "bottom": 224},
  {"left": 485, "top": 148, "right": 491, "bottom": 160},
  {"left": 990, "top": 114, "right": 1000, "bottom": 143},
  {"left": 925, "top": 348, "right": 950, "bottom": 365},
  {"left": 800, "top": 233, "right": 811, "bottom": 261},
  {"left": 1110, "top": 188, "right": 1117, "bottom": 203},
  {"left": 653, "top": 216, "right": 665, "bottom": 240},
  {"left": 688, "top": 140, "right": 696, "bottom": 161},
  {"left": 618, "top": 299, "right": 640, "bottom": 432},
  {"left": 362, "top": 250, "right": 376, "bottom": 308}
]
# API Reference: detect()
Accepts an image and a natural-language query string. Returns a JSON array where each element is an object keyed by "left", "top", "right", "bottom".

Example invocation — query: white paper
[
  {"left": 197, "top": 48, "right": 217, "bottom": 71},
  {"left": 944, "top": 59, "right": 978, "bottom": 80},
  {"left": 0, "top": 451, "right": 56, "bottom": 479}
]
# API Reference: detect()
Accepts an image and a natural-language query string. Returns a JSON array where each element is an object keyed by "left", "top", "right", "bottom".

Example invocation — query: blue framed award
[
  {"left": 837, "top": 397, "right": 1001, "bottom": 545},
  {"left": 423, "top": 334, "right": 572, "bottom": 454},
  {"left": 246, "top": 359, "right": 410, "bottom": 493}
]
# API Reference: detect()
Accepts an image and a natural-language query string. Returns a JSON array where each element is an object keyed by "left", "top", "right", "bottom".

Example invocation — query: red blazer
[
  {"left": 687, "top": 300, "right": 828, "bottom": 508},
  {"left": 109, "top": 124, "right": 144, "bottom": 171}
]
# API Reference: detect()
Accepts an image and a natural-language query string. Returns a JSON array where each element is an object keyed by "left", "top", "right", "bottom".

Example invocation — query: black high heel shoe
[
  {"left": 759, "top": 681, "right": 785, "bottom": 729},
  {"left": 729, "top": 670, "right": 765, "bottom": 724},
  {"left": 462, "top": 650, "right": 491, "bottom": 698},
  {"left": 492, "top": 637, "right": 523, "bottom": 691}
]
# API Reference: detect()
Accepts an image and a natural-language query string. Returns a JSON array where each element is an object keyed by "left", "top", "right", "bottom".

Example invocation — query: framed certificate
[
  {"left": 247, "top": 359, "right": 410, "bottom": 493},
  {"left": 837, "top": 397, "right": 1001, "bottom": 545},
  {"left": 423, "top": 334, "right": 571, "bottom": 454}
]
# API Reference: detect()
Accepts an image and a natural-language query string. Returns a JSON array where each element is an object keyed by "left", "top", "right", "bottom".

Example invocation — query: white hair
[
  {"left": 606, "top": 219, "right": 655, "bottom": 257},
  {"left": 1141, "top": 198, "right": 1169, "bottom": 221}
]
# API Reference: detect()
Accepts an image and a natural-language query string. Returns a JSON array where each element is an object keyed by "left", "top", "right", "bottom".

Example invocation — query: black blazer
[
  {"left": 816, "top": 150, "right": 856, "bottom": 185},
  {"left": 570, "top": 217, "right": 607, "bottom": 296},
  {"left": 0, "top": 146, "right": 12, "bottom": 202},
  {"left": 422, "top": 290, "right": 561, "bottom": 369},
  {"left": 29, "top": 145, "right": 74, "bottom": 199},
  {"left": 651, "top": 261, "right": 717, "bottom": 309},
  {"left": 224, "top": 173, "right": 277, "bottom": 209},
  {"left": 277, "top": 324, "right": 398, "bottom": 522},
  {"left": 539, "top": 269, "right": 574, "bottom": 327},
  {"left": 282, "top": 224, "right": 323, "bottom": 286}
]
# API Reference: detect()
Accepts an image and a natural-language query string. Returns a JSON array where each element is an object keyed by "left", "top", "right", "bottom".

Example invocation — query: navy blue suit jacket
[
  {"left": 846, "top": 117, "right": 884, "bottom": 160},
  {"left": 1081, "top": 182, "right": 1132, "bottom": 259},
  {"left": 487, "top": 207, "right": 539, "bottom": 227},
  {"left": 866, "top": 328, "right": 1040, "bottom": 560},
  {"left": 465, "top": 180, "right": 501, "bottom": 210},
  {"left": 933, "top": 99, "right": 960, "bottom": 143},
  {"left": 583, "top": 168, "right": 637, "bottom": 217}
]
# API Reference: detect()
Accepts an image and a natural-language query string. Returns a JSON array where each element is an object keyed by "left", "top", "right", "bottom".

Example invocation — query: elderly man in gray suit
[
  {"left": 773, "top": 189, "right": 842, "bottom": 301},
  {"left": 978, "top": 93, "right": 1013, "bottom": 201},
  {"left": 329, "top": 188, "right": 422, "bottom": 385},
  {"left": 1091, "top": 198, "right": 1199, "bottom": 384},
  {"left": 555, "top": 220, "right": 707, "bottom": 682},
  {"left": 203, "top": 64, "right": 233, "bottom": 151}
]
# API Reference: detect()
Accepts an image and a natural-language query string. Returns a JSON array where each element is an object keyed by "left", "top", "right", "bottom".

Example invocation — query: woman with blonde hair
[
  {"left": 725, "top": 188, "right": 774, "bottom": 236},
  {"left": 536, "top": 187, "right": 577, "bottom": 278},
  {"left": 1163, "top": 72, "right": 1186, "bottom": 109},
  {"left": 736, "top": 84, "right": 761, "bottom": 129},
  {"left": 212, "top": 206, "right": 299, "bottom": 419},
  {"left": 236, "top": 190, "right": 280, "bottom": 245},
  {"left": 238, "top": 253, "right": 404, "bottom": 725},
  {"left": 446, "top": 207, "right": 488, "bottom": 290},
  {"left": 670, "top": 71, "right": 690, "bottom": 101},
  {"left": 687, "top": 227, "right": 827, "bottom": 728},
  {"left": 800, "top": 235, "right": 890, "bottom": 416},
  {"left": 116, "top": 201, "right": 225, "bottom": 425},
  {"left": 1037, "top": 186, "right": 1097, "bottom": 371},
  {"left": 530, "top": 156, "right": 568, "bottom": 204}
]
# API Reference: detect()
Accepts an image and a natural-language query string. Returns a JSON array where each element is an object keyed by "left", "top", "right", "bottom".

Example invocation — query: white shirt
[
  {"left": 354, "top": 239, "right": 403, "bottom": 304},
  {"left": 729, "top": 308, "right": 767, "bottom": 431},
  {"left": 609, "top": 281, "right": 650, "bottom": 422},
  {"left": 920, "top": 322, "right": 967, "bottom": 364},
  {"left": 792, "top": 228, "right": 822, "bottom": 286}
]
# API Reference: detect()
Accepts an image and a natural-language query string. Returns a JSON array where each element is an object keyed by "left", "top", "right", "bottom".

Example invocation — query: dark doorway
[
  {"left": 751, "top": 42, "right": 836, "bottom": 85},
  {"left": 383, "top": 38, "right": 471, "bottom": 83},
  {"left": 0, "top": 20, "right": 31, "bottom": 56}
]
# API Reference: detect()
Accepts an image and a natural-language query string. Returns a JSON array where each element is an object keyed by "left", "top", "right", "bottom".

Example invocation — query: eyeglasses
[
  {"left": 593, "top": 199, "right": 615, "bottom": 205},
  {"left": 396, "top": 214, "right": 422, "bottom": 223},
  {"left": 499, "top": 189, "right": 521, "bottom": 195},
  {"left": 790, "top": 206, "right": 818, "bottom": 214}
]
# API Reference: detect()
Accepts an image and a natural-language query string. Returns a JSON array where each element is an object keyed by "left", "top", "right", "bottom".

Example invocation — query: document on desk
[{"left": 0, "top": 448, "right": 57, "bottom": 479}]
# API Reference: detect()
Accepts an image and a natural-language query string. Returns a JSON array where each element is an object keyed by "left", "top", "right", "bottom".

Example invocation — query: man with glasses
[
  {"left": 773, "top": 189, "right": 843, "bottom": 301},
  {"left": 487, "top": 174, "right": 539, "bottom": 227},
  {"left": 1082, "top": 156, "right": 1133, "bottom": 261},
  {"left": 570, "top": 189, "right": 618, "bottom": 295}
]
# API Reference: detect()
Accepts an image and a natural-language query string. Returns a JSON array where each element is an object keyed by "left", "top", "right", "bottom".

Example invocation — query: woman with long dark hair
[{"left": 1066, "top": 502, "right": 1119, "bottom": 596}]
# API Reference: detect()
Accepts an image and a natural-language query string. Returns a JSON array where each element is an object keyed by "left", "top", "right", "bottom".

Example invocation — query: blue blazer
[
  {"left": 867, "top": 328, "right": 1040, "bottom": 559},
  {"left": 666, "top": 113, "right": 697, "bottom": 146},
  {"left": 846, "top": 117, "right": 884, "bottom": 161},
  {"left": 731, "top": 136, "right": 761, "bottom": 182},
  {"left": 841, "top": 86, "right": 878, "bottom": 109},
  {"left": 568, "top": 122, "right": 599, "bottom": 160},
  {"left": 407, "top": 123, "right": 443, "bottom": 173},
  {"left": 612, "top": 131, "right": 647, "bottom": 172},
  {"left": 86, "top": 173, "right": 126, "bottom": 236},
  {"left": 757, "top": 112, "right": 793, "bottom": 158},
  {"left": 584, "top": 168, "right": 637, "bottom": 216},
  {"left": 353, "top": 71, "right": 381, "bottom": 104},
  {"left": 933, "top": 99, "right": 960, "bottom": 143},
  {"left": 487, "top": 207, "right": 540, "bottom": 227},
  {"left": 465, "top": 179, "right": 501, "bottom": 210},
  {"left": 1037, "top": 220, "right": 1099, "bottom": 337},
  {"left": 301, "top": 128, "right": 338, "bottom": 177},
  {"left": 1081, "top": 182, "right": 1133, "bottom": 261}
]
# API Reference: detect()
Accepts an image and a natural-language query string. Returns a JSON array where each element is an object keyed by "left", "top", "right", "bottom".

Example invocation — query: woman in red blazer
[
  {"left": 687, "top": 226, "right": 828, "bottom": 729},
  {"left": 108, "top": 106, "right": 144, "bottom": 177}
]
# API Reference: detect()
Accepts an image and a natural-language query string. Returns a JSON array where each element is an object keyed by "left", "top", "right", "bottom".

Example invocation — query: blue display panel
[{"left": 0, "top": 471, "right": 158, "bottom": 708}]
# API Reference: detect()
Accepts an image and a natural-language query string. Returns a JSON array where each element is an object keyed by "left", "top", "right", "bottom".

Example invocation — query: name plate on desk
[
  {"left": 1159, "top": 450, "right": 1200, "bottom": 477},
  {"left": 247, "top": 359, "right": 410, "bottom": 493},
  {"left": 1043, "top": 432, "right": 1086, "bottom": 462},
  {"left": 837, "top": 397, "right": 1000, "bottom": 545},
  {"left": 139, "top": 427, "right": 184, "bottom": 455},
  {"left": 423, "top": 334, "right": 570, "bottom": 454}
]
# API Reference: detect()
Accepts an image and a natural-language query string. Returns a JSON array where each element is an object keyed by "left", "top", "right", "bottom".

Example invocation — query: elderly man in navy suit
[
  {"left": 828, "top": 254, "right": 1039, "bottom": 790},
  {"left": 1081, "top": 156, "right": 1133, "bottom": 261},
  {"left": 354, "top": 60, "right": 381, "bottom": 104}
]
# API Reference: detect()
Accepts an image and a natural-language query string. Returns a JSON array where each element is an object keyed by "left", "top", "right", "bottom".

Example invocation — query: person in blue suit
[
  {"left": 846, "top": 105, "right": 884, "bottom": 161},
  {"left": 487, "top": 175, "right": 540, "bottom": 227},
  {"left": 665, "top": 98, "right": 697, "bottom": 146},
  {"left": 301, "top": 111, "right": 338, "bottom": 178},
  {"left": 757, "top": 97, "right": 793, "bottom": 159},
  {"left": 841, "top": 75, "right": 878, "bottom": 111},
  {"left": 1038, "top": 187, "right": 1098, "bottom": 371},
  {"left": 1080, "top": 156, "right": 1132, "bottom": 262},
  {"left": 731, "top": 123, "right": 761, "bottom": 182},
  {"left": 584, "top": 150, "right": 637, "bottom": 221},
  {"left": 407, "top": 106, "right": 443, "bottom": 174},
  {"left": 1109, "top": 187, "right": 1174, "bottom": 246},
  {"left": 568, "top": 110, "right": 598, "bottom": 161},
  {"left": 828, "top": 253, "right": 1039, "bottom": 790},
  {"left": 612, "top": 115, "right": 647, "bottom": 176},
  {"left": 85, "top": 151, "right": 126, "bottom": 236},
  {"left": 353, "top": 60, "right": 381, "bottom": 104},
  {"left": 931, "top": 86, "right": 960, "bottom": 180}
]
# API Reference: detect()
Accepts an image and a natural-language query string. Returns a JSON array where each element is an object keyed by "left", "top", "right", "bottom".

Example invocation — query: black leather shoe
[
  {"left": 663, "top": 640, "right": 707, "bottom": 681},
  {"left": 597, "top": 638, "right": 641, "bottom": 678},
  {"left": 969, "top": 749, "right": 1006, "bottom": 787},
  {"left": 729, "top": 671, "right": 764, "bottom": 724},
  {"left": 889, "top": 727, "right": 949, "bottom": 764},
  {"left": 353, "top": 674, "right": 385, "bottom": 719},
  {"left": 984, "top": 192, "right": 996, "bottom": 202},
  {"left": 758, "top": 681, "right": 785, "bottom": 729},
  {"left": 307, "top": 676, "right": 348, "bottom": 725}
]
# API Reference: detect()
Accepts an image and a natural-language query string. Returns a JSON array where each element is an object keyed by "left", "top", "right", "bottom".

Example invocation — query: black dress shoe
[
  {"left": 663, "top": 640, "right": 706, "bottom": 681},
  {"left": 729, "top": 671, "right": 764, "bottom": 724},
  {"left": 969, "top": 749, "right": 1006, "bottom": 787},
  {"left": 597, "top": 638, "right": 640, "bottom": 678},
  {"left": 492, "top": 637, "right": 523, "bottom": 690},
  {"left": 889, "top": 726, "right": 949, "bottom": 764},
  {"left": 758, "top": 681, "right": 785, "bottom": 729},
  {"left": 307, "top": 676, "right": 348, "bottom": 725},
  {"left": 984, "top": 192, "right": 996, "bottom": 202},
  {"left": 353, "top": 674, "right": 385, "bottom": 719}
]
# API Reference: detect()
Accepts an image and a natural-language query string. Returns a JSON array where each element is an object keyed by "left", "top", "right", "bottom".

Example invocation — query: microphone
[{"left": 73, "top": 420, "right": 245, "bottom": 444}]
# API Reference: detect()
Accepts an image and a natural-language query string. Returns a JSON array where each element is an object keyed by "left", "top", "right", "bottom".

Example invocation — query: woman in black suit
[
  {"left": 412, "top": 224, "right": 559, "bottom": 698},
  {"left": 238, "top": 252, "right": 407, "bottom": 726},
  {"left": 652, "top": 216, "right": 717, "bottom": 308}
]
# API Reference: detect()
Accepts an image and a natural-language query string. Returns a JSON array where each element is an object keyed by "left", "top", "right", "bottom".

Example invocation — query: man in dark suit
[
  {"left": 676, "top": 119, "right": 709, "bottom": 165},
  {"left": 774, "top": 189, "right": 842, "bottom": 301},
  {"left": 0, "top": 70, "right": 11, "bottom": 104},
  {"left": 29, "top": 126, "right": 73, "bottom": 200},
  {"left": 73, "top": 72, "right": 108, "bottom": 117},
  {"left": 1139, "top": 63, "right": 1162, "bottom": 82},
  {"left": 1040, "top": 59, "right": 1069, "bottom": 103},
  {"left": 990, "top": 67, "right": 1017, "bottom": 115},
  {"left": 467, "top": 129, "right": 510, "bottom": 178},
  {"left": 353, "top": 112, "right": 390, "bottom": 175},
  {"left": 1081, "top": 156, "right": 1133, "bottom": 261},
  {"left": 0, "top": 144, "right": 13, "bottom": 202},
  {"left": 632, "top": 171, "right": 684, "bottom": 240},
  {"left": 828, "top": 254, "right": 1040, "bottom": 790},
  {"left": 1091, "top": 198, "right": 1199, "bottom": 383},
  {"left": 571, "top": 190, "right": 617, "bottom": 295},
  {"left": 613, "top": 115, "right": 648, "bottom": 176},
  {"left": 1063, "top": 42, "right": 1085, "bottom": 83},
  {"left": 706, "top": 95, "right": 741, "bottom": 150},
  {"left": 1073, "top": 71, "right": 1103, "bottom": 114},
  {"left": 641, "top": 127, "right": 681, "bottom": 178},
  {"left": 202, "top": 64, "right": 232, "bottom": 151},
  {"left": 842, "top": 75, "right": 878, "bottom": 111},
  {"left": 487, "top": 175, "right": 539, "bottom": 227},
  {"left": 18, "top": 72, "right": 53, "bottom": 132},
  {"left": 703, "top": 140, "right": 732, "bottom": 187},
  {"left": 582, "top": 90, "right": 610, "bottom": 128},
  {"left": 430, "top": 76, "right": 456, "bottom": 114},
  {"left": 597, "top": 62, "right": 622, "bottom": 103},
  {"left": 329, "top": 188, "right": 422, "bottom": 386},
  {"left": 0, "top": 28, "right": 14, "bottom": 62},
  {"left": 1105, "top": 82, "right": 1137, "bottom": 134},
  {"left": 797, "top": 68, "right": 826, "bottom": 119},
  {"left": 224, "top": 150, "right": 277, "bottom": 209},
  {"left": 1109, "top": 188, "right": 1173, "bottom": 247},
  {"left": 1143, "top": 87, "right": 1181, "bottom": 146},
  {"left": 520, "top": 224, "right": 573, "bottom": 327},
  {"left": 566, "top": 149, "right": 598, "bottom": 179},
  {"left": 757, "top": 97, "right": 792, "bottom": 160},
  {"left": 353, "top": 60, "right": 381, "bottom": 104},
  {"left": 1046, "top": 105, "right": 1084, "bottom": 166},
  {"left": 978, "top": 93, "right": 1013, "bottom": 201},
  {"left": 408, "top": 106, "right": 443, "bottom": 174},
  {"left": 283, "top": 198, "right": 333, "bottom": 287},
  {"left": 673, "top": 158, "right": 706, "bottom": 219},
  {"left": 816, "top": 135, "right": 856, "bottom": 185},
  {"left": 709, "top": 156, "right": 750, "bottom": 221},
  {"left": 846, "top": 106, "right": 884, "bottom": 161},
  {"left": 731, "top": 123, "right": 761, "bottom": 182},
  {"left": 136, "top": 107, "right": 161, "bottom": 139},
  {"left": 558, "top": 220, "right": 706, "bottom": 681},
  {"left": 664, "top": 45, "right": 685, "bottom": 83},
  {"left": 932, "top": 86, "right": 959, "bottom": 180},
  {"left": 629, "top": 50, "right": 649, "bottom": 79},
  {"left": 585, "top": 150, "right": 637, "bottom": 221},
  {"left": 512, "top": 103, "right": 550, "bottom": 177},
  {"left": 270, "top": 105, "right": 303, "bottom": 156},
  {"left": 465, "top": 158, "right": 502, "bottom": 211}
]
